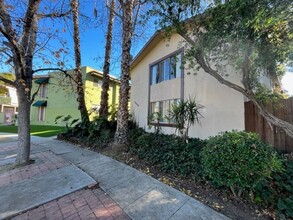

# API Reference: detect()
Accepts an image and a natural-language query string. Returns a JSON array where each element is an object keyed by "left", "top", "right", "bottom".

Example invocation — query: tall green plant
[
  {"left": 55, "top": 115, "right": 79, "bottom": 130},
  {"left": 148, "top": 111, "right": 163, "bottom": 134},
  {"left": 167, "top": 97, "right": 203, "bottom": 141}
]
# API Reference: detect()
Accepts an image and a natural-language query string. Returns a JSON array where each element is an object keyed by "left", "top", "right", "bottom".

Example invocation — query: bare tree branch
[
  {"left": 0, "top": 75, "right": 16, "bottom": 87},
  {"left": 32, "top": 68, "right": 78, "bottom": 84},
  {"left": 30, "top": 83, "right": 42, "bottom": 103},
  {"left": 21, "top": 0, "right": 41, "bottom": 51},
  {"left": 132, "top": 1, "right": 141, "bottom": 32},
  {"left": 36, "top": 11, "right": 71, "bottom": 19}
]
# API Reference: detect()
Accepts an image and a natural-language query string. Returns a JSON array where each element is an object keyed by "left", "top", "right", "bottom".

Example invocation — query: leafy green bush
[
  {"left": 253, "top": 157, "right": 293, "bottom": 219},
  {"left": 58, "top": 117, "right": 117, "bottom": 142},
  {"left": 200, "top": 131, "right": 282, "bottom": 197},
  {"left": 129, "top": 130, "right": 205, "bottom": 177}
]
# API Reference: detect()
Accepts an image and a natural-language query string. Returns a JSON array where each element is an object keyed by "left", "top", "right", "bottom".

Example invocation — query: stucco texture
[{"left": 130, "top": 33, "right": 245, "bottom": 139}]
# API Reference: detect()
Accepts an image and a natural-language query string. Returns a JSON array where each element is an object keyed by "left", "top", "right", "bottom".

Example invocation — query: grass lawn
[{"left": 0, "top": 125, "right": 66, "bottom": 137}]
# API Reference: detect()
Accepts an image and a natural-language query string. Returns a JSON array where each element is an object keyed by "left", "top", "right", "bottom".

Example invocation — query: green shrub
[
  {"left": 129, "top": 130, "right": 205, "bottom": 177},
  {"left": 200, "top": 131, "right": 282, "bottom": 197},
  {"left": 59, "top": 117, "right": 117, "bottom": 143},
  {"left": 253, "top": 157, "right": 293, "bottom": 219}
]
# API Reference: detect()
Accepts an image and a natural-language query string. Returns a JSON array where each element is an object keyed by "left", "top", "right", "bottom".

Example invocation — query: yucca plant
[
  {"left": 168, "top": 97, "right": 203, "bottom": 142},
  {"left": 148, "top": 111, "right": 163, "bottom": 134}
]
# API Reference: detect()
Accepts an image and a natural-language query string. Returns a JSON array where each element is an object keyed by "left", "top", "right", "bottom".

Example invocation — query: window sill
[{"left": 148, "top": 122, "right": 177, "bottom": 128}]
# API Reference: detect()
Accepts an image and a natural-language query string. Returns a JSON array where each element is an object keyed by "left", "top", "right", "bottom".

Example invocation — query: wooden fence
[{"left": 245, "top": 97, "right": 293, "bottom": 153}]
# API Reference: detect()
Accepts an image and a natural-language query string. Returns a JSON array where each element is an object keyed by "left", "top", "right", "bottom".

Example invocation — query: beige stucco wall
[
  {"left": 130, "top": 33, "right": 245, "bottom": 139},
  {"left": 150, "top": 78, "right": 181, "bottom": 102}
]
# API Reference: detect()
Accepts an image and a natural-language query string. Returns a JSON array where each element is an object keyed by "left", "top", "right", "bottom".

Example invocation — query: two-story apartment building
[
  {"left": 31, "top": 66, "right": 120, "bottom": 126},
  {"left": 130, "top": 32, "right": 245, "bottom": 139}
]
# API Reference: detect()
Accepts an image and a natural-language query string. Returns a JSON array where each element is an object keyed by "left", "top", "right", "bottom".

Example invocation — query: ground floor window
[
  {"left": 38, "top": 107, "right": 45, "bottom": 121},
  {"left": 149, "top": 98, "right": 180, "bottom": 124}
]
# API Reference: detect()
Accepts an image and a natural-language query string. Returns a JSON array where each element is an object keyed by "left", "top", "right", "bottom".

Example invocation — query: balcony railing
[{"left": 0, "top": 96, "right": 12, "bottom": 105}]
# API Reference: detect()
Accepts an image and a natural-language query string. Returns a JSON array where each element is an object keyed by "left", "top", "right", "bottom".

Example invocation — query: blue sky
[
  {"left": 0, "top": 0, "right": 155, "bottom": 78},
  {"left": 0, "top": 0, "right": 292, "bottom": 95}
]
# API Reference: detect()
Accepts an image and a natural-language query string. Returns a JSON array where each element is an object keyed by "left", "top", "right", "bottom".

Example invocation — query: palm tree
[
  {"left": 99, "top": 0, "right": 116, "bottom": 119},
  {"left": 114, "top": 0, "right": 135, "bottom": 144},
  {"left": 71, "top": 0, "right": 89, "bottom": 124}
]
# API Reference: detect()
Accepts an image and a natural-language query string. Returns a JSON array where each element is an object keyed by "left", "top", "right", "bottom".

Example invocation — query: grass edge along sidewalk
[{"left": 0, "top": 125, "right": 66, "bottom": 137}]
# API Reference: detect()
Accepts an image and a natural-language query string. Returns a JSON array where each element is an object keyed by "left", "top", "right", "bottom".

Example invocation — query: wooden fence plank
[{"left": 245, "top": 98, "right": 293, "bottom": 153}]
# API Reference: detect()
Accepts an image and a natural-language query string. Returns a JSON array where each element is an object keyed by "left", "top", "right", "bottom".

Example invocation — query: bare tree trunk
[
  {"left": 114, "top": 0, "right": 134, "bottom": 144},
  {"left": 99, "top": 0, "right": 115, "bottom": 119},
  {"left": 0, "top": 0, "right": 41, "bottom": 166},
  {"left": 1, "top": 1, "right": 72, "bottom": 166},
  {"left": 71, "top": 0, "right": 89, "bottom": 123},
  {"left": 15, "top": 88, "right": 31, "bottom": 165}
]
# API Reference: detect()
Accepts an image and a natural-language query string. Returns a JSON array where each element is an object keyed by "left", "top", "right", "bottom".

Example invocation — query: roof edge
[
  {"left": 89, "top": 70, "right": 120, "bottom": 84},
  {"left": 131, "top": 30, "right": 164, "bottom": 70}
]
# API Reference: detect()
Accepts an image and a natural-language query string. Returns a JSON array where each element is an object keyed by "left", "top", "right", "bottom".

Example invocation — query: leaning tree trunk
[
  {"left": 71, "top": 0, "right": 89, "bottom": 123},
  {"left": 114, "top": 1, "right": 134, "bottom": 144},
  {"left": 176, "top": 29, "right": 293, "bottom": 138},
  {"left": 99, "top": 0, "right": 115, "bottom": 119}
]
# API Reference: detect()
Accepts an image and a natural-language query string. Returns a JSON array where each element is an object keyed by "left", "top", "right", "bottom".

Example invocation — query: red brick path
[
  {"left": 0, "top": 151, "right": 70, "bottom": 187},
  {"left": 0, "top": 145, "right": 131, "bottom": 220},
  {"left": 12, "top": 188, "right": 130, "bottom": 220}
]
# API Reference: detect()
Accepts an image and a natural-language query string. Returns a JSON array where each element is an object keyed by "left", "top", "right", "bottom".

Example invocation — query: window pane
[
  {"left": 158, "top": 62, "right": 164, "bottom": 83},
  {"left": 150, "top": 102, "right": 160, "bottom": 114},
  {"left": 39, "top": 84, "right": 47, "bottom": 98},
  {"left": 169, "top": 57, "right": 176, "bottom": 80},
  {"left": 38, "top": 107, "right": 45, "bottom": 121},
  {"left": 164, "top": 58, "right": 170, "bottom": 81},
  {"left": 150, "top": 102, "right": 160, "bottom": 122},
  {"left": 161, "top": 100, "right": 169, "bottom": 122},
  {"left": 151, "top": 65, "right": 158, "bottom": 85},
  {"left": 176, "top": 53, "right": 182, "bottom": 78}
]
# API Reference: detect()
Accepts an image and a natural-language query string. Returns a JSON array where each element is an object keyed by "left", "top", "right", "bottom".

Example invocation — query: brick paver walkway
[
  {"left": 0, "top": 145, "right": 130, "bottom": 220},
  {"left": 0, "top": 151, "right": 70, "bottom": 187},
  {"left": 12, "top": 188, "right": 130, "bottom": 220}
]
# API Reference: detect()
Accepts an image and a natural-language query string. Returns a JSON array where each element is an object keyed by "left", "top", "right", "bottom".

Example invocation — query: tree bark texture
[
  {"left": 114, "top": 0, "right": 134, "bottom": 144},
  {"left": 15, "top": 88, "right": 31, "bottom": 165},
  {"left": 71, "top": 0, "right": 89, "bottom": 123},
  {"left": 99, "top": 0, "right": 115, "bottom": 119}
]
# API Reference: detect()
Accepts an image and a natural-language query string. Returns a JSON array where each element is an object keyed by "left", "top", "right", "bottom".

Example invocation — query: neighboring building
[
  {"left": 31, "top": 66, "right": 120, "bottom": 126},
  {"left": 0, "top": 86, "right": 18, "bottom": 124},
  {"left": 130, "top": 32, "right": 245, "bottom": 139}
]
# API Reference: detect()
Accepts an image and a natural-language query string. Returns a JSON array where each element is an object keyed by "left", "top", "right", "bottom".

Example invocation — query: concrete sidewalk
[
  {"left": 0, "top": 134, "right": 230, "bottom": 219},
  {"left": 0, "top": 135, "right": 129, "bottom": 220},
  {"left": 34, "top": 138, "right": 229, "bottom": 220}
]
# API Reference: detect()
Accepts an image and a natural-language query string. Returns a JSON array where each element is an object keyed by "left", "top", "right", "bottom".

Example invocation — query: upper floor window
[
  {"left": 150, "top": 52, "right": 182, "bottom": 85},
  {"left": 93, "top": 78, "right": 101, "bottom": 87},
  {"left": 39, "top": 84, "right": 47, "bottom": 98}
]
